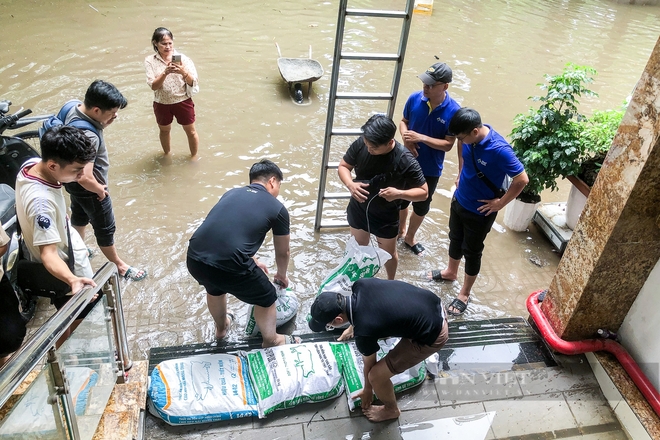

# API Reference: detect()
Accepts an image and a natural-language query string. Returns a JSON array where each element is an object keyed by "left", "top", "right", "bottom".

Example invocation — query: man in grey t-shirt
[{"left": 63, "top": 80, "right": 146, "bottom": 281}]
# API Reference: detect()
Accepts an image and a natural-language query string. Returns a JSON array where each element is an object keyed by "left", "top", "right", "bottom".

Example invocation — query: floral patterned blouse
[{"left": 144, "top": 51, "right": 199, "bottom": 104}]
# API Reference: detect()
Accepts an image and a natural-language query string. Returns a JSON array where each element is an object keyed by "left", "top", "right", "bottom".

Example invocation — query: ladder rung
[
  {"left": 336, "top": 92, "right": 392, "bottom": 100},
  {"left": 318, "top": 221, "right": 350, "bottom": 229},
  {"left": 327, "top": 162, "right": 340, "bottom": 169},
  {"left": 324, "top": 192, "right": 351, "bottom": 200},
  {"left": 331, "top": 128, "right": 363, "bottom": 136},
  {"left": 341, "top": 52, "right": 400, "bottom": 62},
  {"left": 346, "top": 8, "right": 408, "bottom": 19}
]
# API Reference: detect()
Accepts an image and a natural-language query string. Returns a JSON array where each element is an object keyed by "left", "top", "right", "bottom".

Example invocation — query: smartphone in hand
[{"left": 172, "top": 54, "right": 182, "bottom": 64}]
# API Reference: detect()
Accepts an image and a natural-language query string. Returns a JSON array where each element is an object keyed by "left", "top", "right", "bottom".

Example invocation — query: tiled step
[
  {"left": 92, "top": 360, "right": 148, "bottom": 440},
  {"left": 148, "top": 317, "right": 556, "bottom": 375}
]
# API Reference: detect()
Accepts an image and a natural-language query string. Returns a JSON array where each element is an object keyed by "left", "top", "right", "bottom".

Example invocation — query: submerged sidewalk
[
  {"left": 143, "top": 316, "right": 633, "bottom": 439},
  {"left": 144, "top": 350, "right": 629, "bottom": 439}
]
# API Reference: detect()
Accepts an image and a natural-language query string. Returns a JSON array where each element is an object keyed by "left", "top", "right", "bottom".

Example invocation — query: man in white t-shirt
[{"left": 15, "top": 126, "right": 98, "bottom": 317}]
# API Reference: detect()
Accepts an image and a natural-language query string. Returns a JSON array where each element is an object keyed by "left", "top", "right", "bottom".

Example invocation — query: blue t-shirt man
[
  {"left": 455, "top": 125, "right": 525, "bottom": 215},
  {"left": 399, "top": 62, "right": 461, "bottom": 255},
  {"left": 402, "top": 90, "right": 461, "bottom": 177},
  {"left": 428, "top": 108, "right": 528, "bottom": 318}
]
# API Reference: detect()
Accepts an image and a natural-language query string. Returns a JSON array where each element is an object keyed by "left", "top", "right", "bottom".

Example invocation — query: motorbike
[
  {"left": 0, "top": 100, "right": 51, "bottom": 322},
  {"left": 0, "top": 100, "right": 47, "bottom": 188}
]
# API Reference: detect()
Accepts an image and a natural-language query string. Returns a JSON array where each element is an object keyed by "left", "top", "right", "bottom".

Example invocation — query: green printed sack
[
  {"left": 246, "top": 341, "right": 344, "bottom": 418},
  {"left": 245, "top": 285, "right": 299, "bottom": 336},
  {"left": 317, "top": 237, "right": 391, "bottom": 296},
  {"left": 332, "top": 338, "right": 426, "bottom": 411},
  {"left": 311, "top": 237, "right": 391, "bottom": 330}
]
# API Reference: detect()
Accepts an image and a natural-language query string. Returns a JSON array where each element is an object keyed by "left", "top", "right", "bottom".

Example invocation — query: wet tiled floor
[
  {"left": 143, "top": 322, "right": 634, "bottom": 440},
  {"left": 144, "top": 354, "right": 631, "bottom": 439}
]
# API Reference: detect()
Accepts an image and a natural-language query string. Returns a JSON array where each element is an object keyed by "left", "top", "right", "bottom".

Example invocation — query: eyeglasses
[
  {"left": 423, "top": 82, "right": 444, "bottom": 89},
  {"left": 455, "top": 133, "right": 469, "bottom": 142}
]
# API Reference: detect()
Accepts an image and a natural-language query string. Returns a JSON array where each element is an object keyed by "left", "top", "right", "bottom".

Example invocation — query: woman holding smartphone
[{"left": 145, "top": 27, "right": 200, "bottom": 160}]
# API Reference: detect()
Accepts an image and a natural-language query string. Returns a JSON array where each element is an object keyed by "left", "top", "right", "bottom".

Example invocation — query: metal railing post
[
  {"left": 104, "top": 272, "right": 132, "bottom": 381},
  {"left": 47, "top": 348, "right": 81, "bottom": 440}
]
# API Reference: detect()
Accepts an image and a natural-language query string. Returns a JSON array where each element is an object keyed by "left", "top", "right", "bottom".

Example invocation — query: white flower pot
[
  {"left": 504, "top": 198, "right": 540, "bottom": 232},
  {"left": 565, "top": 184, "right": 588, "bottom": 230}
]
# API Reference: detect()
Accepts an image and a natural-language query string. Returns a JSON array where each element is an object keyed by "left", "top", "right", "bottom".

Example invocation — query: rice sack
[
  {"left": 246, "top": 341, "right": 343, "bottom": 418},
  {"left": 148, "top": 353, "right": 257, "bottom": 425},
  {"left": 245, "top": 285, "right": 299, "bottom": 336},
  {"left": 310, "top": 237, "right": 391, "bottom": 330},
  {"left": 332, "top": 338, "right": 426, "bottom": 411},
  {"left": 317, "top": 236, "right": 391, "bottom": 297}
]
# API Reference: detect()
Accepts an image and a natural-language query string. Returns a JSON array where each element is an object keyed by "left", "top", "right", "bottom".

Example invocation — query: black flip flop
[
  {"left": 405, "top": 242, "right": 425, "bottom": 255},
  {"left": 447, "top": 297, "right": 469, "bottom": 316},
  {"left": 428, "top": 269, "right": 455, "bottom": 282}
]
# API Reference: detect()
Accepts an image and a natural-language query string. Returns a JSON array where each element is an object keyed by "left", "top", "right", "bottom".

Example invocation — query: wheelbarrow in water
[{"left": 275, "top": 43, "right": 324, "bottom": 104}]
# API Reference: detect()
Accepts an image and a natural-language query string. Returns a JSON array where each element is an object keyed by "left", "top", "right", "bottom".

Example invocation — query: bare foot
[
  {"left": 363, "top": 404, "right": 400, "bottom": 422},
  {"left": 190, "top": 154, "right": 200, "bottom": 162},
  {"left": 215, "top": 314, "right": 234, "bottom": 339},
  {"left": 158, "top": 153, "right": 173, "bottom": 166}
]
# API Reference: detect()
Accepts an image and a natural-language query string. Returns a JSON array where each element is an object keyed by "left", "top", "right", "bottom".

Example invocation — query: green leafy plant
[
  {"left": 576, "top": 106, "right": 625, "bottom": 186},
  {"left": 509, "top": 64, "right": 597, "bottom": 202}
]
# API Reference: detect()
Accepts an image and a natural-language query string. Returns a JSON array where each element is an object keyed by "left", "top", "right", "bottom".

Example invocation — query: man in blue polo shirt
[
  {"left": 428, "top": 108, "right": 528, "bottom": 315},
  {"left": 399, "top": 62, "right": 461, "bottom": 255}
]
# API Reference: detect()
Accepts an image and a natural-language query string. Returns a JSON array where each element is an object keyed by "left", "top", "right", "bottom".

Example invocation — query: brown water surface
[{"left": 2, "top": 0, "right": 658, "bottom": 359}]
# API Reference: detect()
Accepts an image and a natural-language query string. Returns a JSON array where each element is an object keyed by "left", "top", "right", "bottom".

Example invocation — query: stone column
[{"left": 541, "top": 36, "right": 660, "bottom": 341}]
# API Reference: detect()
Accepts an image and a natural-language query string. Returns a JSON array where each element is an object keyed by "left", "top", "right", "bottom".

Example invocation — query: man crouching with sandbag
[
  {"left": 187, "top": 159, "right": 299, "bottom": 347},
  {"left": 309, "top": 277, "right": 448, "bottom": 422}
]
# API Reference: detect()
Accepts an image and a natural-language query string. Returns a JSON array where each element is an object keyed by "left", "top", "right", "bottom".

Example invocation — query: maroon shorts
[
  {"left": 384, "top": 319, "right": 449, "bottom": 375},
  {"left": 153, "top": 98, "right": 195, "bottom": 126}
]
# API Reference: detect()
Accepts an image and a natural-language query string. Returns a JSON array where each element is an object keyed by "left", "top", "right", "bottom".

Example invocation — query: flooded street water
[{"left": 1, "top": 0, "right": 659, "bottom": 360}]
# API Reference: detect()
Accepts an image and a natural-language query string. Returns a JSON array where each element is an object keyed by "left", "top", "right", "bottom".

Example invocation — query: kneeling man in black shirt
[{"left": 309, "top": 278, "right": 448, "bottom": 422}]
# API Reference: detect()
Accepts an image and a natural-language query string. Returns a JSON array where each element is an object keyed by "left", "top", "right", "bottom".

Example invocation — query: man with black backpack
[
  {"left": 428, "top": 108, "right": 528, "bottom": 315},
  {"left": 58, "top": 80, "right": 146, "bottom": 281}
]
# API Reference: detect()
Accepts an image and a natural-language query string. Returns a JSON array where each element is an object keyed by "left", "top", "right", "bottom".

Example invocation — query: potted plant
[
  {"left": 504, "top": 63, "right": 597, "bottom": 232},
  {"left": 565, "top": 105, "right": 626, "bottom": 229}
]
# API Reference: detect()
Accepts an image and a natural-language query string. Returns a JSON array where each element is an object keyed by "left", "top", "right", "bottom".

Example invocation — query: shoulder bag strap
[{"left": 469, "top": 145, "right": 502, "bottom": 197}]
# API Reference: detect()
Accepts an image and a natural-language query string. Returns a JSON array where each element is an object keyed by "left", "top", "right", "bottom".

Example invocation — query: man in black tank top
[{"left": 309, "top": 278, "right": 449, "bottom": 422}]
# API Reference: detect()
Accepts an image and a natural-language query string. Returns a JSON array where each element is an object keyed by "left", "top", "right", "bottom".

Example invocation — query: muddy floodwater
[{"left": 2, "top": 0, "right": 659, "bottom": 359}]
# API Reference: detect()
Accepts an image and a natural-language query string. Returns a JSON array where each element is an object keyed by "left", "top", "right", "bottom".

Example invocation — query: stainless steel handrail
[{"left": 0, "top": 262, "right": 119, "bottom": 409}]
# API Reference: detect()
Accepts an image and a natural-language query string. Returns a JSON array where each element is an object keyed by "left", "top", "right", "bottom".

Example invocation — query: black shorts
[
  {"left": 346, "top": 198, "right": 399, "bottom": 239},
  {"left": 186, "top": 256, "right": 277, "bottom": 308},
  {"left": 399, "top": 176, "right": 440, "bottom": 217},
  {"left": 69, "top": 192, "right": 116, "bottom": 248}
]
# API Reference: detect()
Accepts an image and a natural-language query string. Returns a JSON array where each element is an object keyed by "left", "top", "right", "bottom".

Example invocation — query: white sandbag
[
  {"left": 246, "top": 341, "right": 344, "bottom": 418},
  {"left": 148, "top": 353, "right": 258, "bottom": 425},
  {"left": 332, "top": 338, "right": 426, "bottom": 412},
  {"left": 310, "top": 237, "right": 391, "bottom": 330},
  {"left": 317, "top": 236, "right": 391, "bottom": 297},
  {"left": 0, "top": 367, "right": 98, "bottom": 438},
  {"left": 245, "top": 285, "right": 299, "bottom": 336}
]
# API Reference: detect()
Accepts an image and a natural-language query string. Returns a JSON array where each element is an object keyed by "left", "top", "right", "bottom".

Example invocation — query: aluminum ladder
[{"left": 313, "top": 0, "right": 415, "bottom": 230}]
